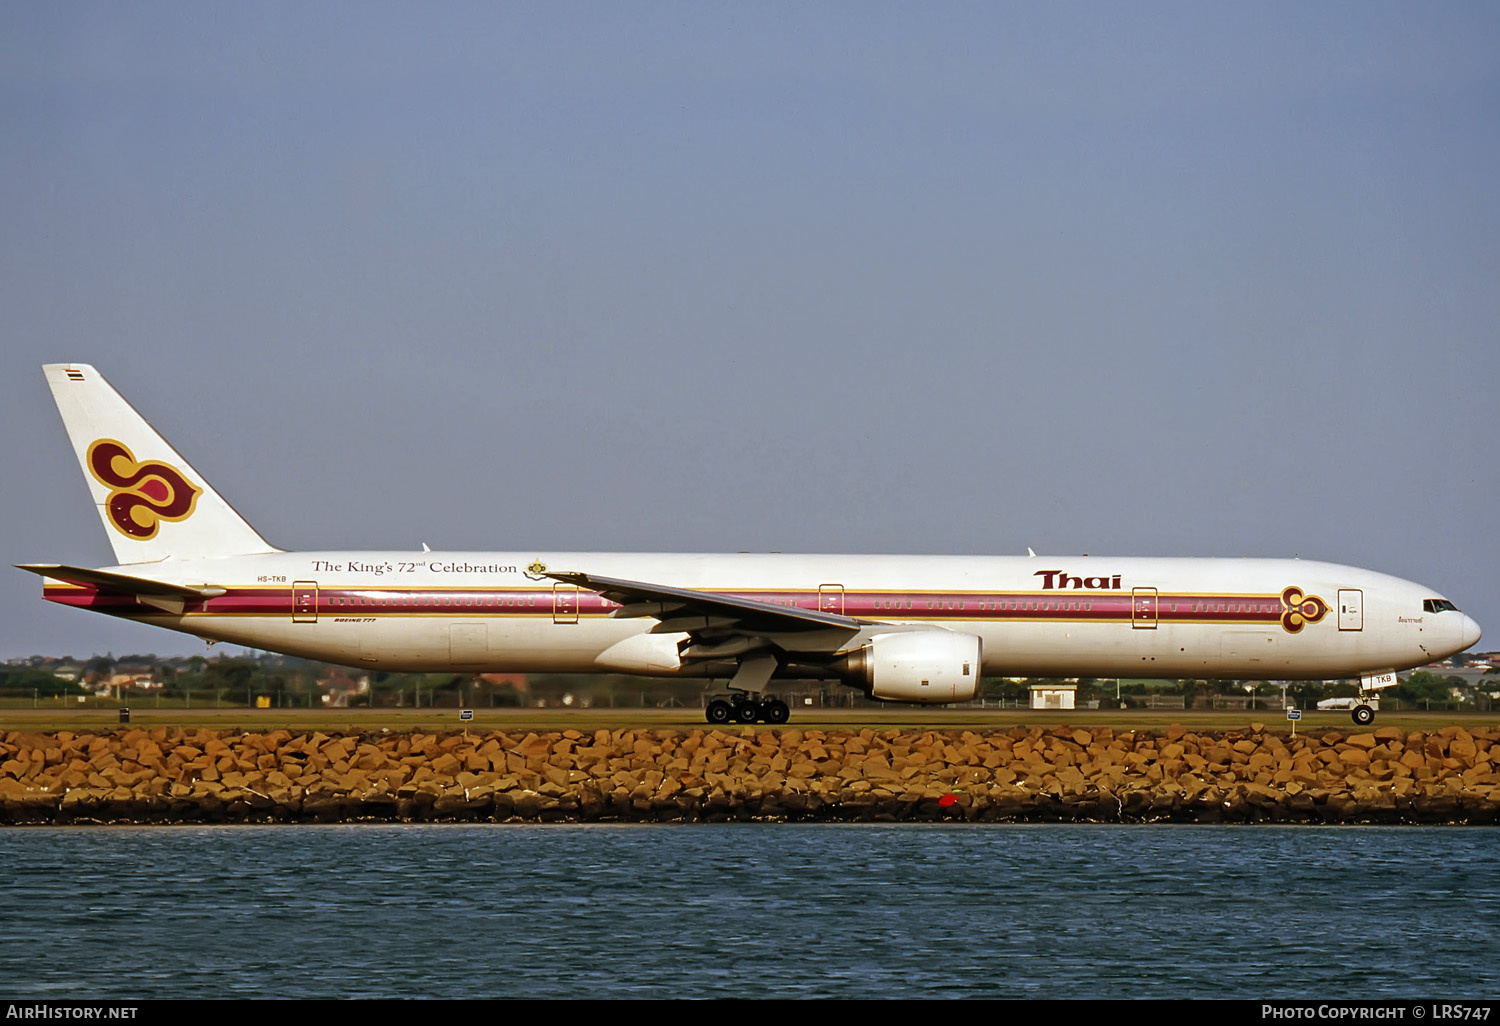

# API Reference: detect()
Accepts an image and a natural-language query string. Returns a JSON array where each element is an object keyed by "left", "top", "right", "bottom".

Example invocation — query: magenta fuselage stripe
[{"left": 42, "top": 584, "right": 1298, "bottom": 627}]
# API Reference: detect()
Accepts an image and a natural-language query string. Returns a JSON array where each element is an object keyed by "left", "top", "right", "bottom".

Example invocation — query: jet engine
[{"left": 837, "top": 630, "right": 982, "bottom": 704}]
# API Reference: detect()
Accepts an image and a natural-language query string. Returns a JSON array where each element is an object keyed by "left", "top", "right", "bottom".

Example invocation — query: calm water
[{"left": 0, "top": 824, "right": 1495, "bottom": 999}]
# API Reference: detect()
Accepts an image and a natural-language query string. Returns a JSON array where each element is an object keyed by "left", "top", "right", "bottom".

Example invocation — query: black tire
[
  {"left": 734, "top": 701, "right": 760, "bottom": 724},
  {"left": 763, "top": 699, "right": 790, "bottom": 724},
  {"left": 705, "top": 699, "right": 732, "bottom": 725},
  {"left": 1351, "top": 704, "right": 1375, "bottom": 726}
]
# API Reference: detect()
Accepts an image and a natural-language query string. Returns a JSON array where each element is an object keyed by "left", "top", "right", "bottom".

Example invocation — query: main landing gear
[
  {"left": 704, "top": 653, "right": 788, "bottom": 725},
  {"left": 705, "top": 695, "right": 790, "bottom": 725}
]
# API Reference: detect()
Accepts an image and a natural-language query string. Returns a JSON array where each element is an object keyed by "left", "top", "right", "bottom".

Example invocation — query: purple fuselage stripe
[{"left": 43, "top": 585, "right": 1296, "bottom": 627}]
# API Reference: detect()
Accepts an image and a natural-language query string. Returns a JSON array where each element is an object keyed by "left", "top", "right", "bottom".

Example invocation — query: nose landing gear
[{"left": 1342, "top": 672, "right": 1396, "bottom": 726}]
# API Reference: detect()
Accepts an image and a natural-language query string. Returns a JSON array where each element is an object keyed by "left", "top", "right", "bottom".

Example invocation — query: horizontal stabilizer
[{"left": 15, "top": 563, "right": 226, "bottom": 598}]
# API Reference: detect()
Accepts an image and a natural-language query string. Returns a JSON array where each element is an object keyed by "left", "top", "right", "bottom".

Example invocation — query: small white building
[{"left": 1029, "top": 682, "right": 1077, "bottom": 710}]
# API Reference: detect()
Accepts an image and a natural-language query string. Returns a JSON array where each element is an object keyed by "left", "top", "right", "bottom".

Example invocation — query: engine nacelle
[{"left": 840, "top": 630, "right": 982, "bottom": 704}]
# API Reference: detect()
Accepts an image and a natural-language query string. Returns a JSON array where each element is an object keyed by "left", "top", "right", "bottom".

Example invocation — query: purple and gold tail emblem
[
  {"left": 1280, "top": 587, "right": 1329, "bottom": 633},
  {"left": 86, "top": 439, "right": 202, "bottom": 540}
]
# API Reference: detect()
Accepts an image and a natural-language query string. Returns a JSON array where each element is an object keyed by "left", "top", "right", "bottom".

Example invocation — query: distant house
[
  {"left": 1029, "top": 682, "right": 1077, "bottom": 710},
  {"left": 98, "top": 672, "right": 159, "bottom": 696},
  {"left": 318, "top": 668, "right": 368, "bottom": 707},
  {"left": 479, "top": 673, "right": 530, "bottom": 695}
]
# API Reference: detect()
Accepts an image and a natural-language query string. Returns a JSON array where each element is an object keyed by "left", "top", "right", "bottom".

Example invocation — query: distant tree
[
  {"left": 1286, "top": 681, "right": 1326, "bottom": 708},
  {"left": 1397, "top": 670, "right": 1465, "bottom": 705},
  {"left": 199, "top": 658, "right": 260, "bottom": 703},
  {"left": 0, "top": 666, "right": 84, "bottom": 697},
  {"left": 83, "top": 654, "right": 114, "bottom": 682},
  {"left": 980, "top": 678, "right": 1026, "bottom": 701}
]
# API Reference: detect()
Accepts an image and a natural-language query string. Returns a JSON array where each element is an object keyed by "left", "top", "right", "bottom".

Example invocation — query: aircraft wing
[
  {"left": 548, "top": 570, "right": 892, "bottom": 707},
  {"left": 544, "top": 570, "right": 873, "bottom": 638}
]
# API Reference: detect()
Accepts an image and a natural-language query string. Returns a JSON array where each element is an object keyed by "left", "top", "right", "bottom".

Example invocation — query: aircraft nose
[{"left": 1460, "top": 614, "right": 1482, "bottom": 651}]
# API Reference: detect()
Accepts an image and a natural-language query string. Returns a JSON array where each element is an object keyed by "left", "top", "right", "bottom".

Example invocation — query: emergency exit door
[
  {"left": 1132, "top": 587, "right": 1158, "bottom": 629},
  {"left": 553, "top": 583, "right": 579, "bottom": 624},
  {"left": 1338, "top": 589, "right": 1363, "bottom": 631},
  {"left": 292, "top": 582, "right": 318, "bottom": 623}
]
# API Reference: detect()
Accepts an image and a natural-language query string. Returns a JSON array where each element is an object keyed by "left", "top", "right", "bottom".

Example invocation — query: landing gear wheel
[
  {"left": 734, "top": 700, "right": 760, "bottom": 724},
  {"left": 705, "top": 699, "right": 732, "bottom": 725},
  {"left": 763, "top": 699, "right": 790, "bottom": 724},
  {"left": 1351, "top": 704, "right": 1375, "bottom": 727}
]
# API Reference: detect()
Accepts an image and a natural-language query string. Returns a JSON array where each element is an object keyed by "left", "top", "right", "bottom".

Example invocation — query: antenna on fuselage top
[{"left": 1027, "top": 547, "right": 1036, "bottom": 557}]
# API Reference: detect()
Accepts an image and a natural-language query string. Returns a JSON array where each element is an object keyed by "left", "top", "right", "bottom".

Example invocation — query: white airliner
[{"left": 21, "top": 364, "right": 1482, "bottom": 726}]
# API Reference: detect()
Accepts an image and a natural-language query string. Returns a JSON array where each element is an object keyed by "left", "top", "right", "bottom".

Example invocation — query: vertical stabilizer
[{"left": 44, "top": 363, "right": 279, "bottom": 564}]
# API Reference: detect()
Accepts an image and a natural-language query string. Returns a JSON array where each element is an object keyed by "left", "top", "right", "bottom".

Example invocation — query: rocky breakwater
[{"left": 0, "top": 724, "right": 1497, "bottom": 825}]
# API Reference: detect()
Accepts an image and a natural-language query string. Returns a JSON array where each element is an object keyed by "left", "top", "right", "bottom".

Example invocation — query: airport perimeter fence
[{"left": 0, "top": 686, "right": 1491, "bottom": 714}]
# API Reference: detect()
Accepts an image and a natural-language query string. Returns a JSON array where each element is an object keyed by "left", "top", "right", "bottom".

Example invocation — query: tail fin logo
[{"left": 86, "top": 439, "right": 203, "bottom": 541}]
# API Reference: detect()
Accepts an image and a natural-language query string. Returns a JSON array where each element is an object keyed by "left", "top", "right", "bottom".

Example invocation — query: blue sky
[{"left": 3, "top": 3, "right": 1496, "bottom": 660}]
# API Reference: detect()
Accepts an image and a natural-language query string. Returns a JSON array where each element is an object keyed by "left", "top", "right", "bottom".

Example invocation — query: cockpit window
[{"left": 1423, "top": 598, "right": 1459, "bottom": 613}]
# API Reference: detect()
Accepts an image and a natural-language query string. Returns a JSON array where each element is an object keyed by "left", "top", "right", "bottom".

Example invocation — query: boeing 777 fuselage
[{"left": 22, "top": 364, "right": 1482, "bottom": 725}]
